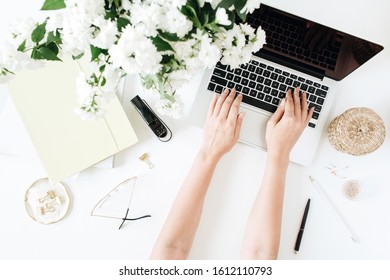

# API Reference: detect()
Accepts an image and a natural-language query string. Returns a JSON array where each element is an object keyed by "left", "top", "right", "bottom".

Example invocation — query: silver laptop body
[{"left": 190, "top": 4, "right": 383, "bottom": 166}]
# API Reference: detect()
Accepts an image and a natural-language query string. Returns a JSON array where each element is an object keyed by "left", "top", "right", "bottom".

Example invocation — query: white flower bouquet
[{"left": 0, "top": 0, "right": 265, "bottom": 120}]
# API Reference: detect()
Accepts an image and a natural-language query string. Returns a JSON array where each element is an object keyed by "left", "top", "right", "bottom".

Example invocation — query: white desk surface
[{"left": 1, "top": 0, "right": 390, "bottom": 260}]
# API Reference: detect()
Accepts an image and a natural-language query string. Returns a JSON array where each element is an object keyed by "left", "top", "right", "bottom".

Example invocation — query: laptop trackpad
[{"left": 239, "top": 106, "right": 270, "bottom": 149}]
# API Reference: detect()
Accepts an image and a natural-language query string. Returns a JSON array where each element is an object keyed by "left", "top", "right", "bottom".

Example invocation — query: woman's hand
[
  {"left": 266, "top": 87, "right": 314, "bottom": 161},
  {"left": 199, "top": 88, "right": 245, "bottom": 162}
]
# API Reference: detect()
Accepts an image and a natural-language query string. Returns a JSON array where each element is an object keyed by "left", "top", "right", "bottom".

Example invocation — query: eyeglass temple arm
[{"left": 118, "top": 208, "right": 152, "bottom": 230}]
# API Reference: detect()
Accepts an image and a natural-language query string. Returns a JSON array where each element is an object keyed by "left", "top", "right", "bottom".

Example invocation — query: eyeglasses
[{"left": 91, "top": 176, "right": 151, "bottom": 230}]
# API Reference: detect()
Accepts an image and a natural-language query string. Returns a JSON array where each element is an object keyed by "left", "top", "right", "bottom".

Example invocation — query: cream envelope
[{"left": 7, "top": 59, "right": 138, "bottom": 183}]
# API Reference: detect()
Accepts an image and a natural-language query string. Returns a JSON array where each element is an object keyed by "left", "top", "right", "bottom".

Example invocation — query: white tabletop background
[{"left": 1, "top": 0, "right": 390, "bottom": 260}]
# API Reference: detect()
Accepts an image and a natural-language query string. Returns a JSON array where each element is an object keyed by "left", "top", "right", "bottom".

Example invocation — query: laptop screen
[{"left": 247, "top": 4, "right": 384, "bottom": 81}]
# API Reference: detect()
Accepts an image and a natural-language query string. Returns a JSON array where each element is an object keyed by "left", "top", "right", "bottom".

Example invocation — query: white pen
[{"left": 309, "top": 176, "right": 359, "bottom": 243}]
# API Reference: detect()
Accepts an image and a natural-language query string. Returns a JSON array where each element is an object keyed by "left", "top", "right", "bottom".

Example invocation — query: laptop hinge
[{"left": 256, "top": 49, "right": 326, "bottom": 80}]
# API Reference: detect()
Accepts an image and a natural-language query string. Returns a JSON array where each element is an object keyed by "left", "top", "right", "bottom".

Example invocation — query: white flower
[
  {"left": 241, "top": 45, "right": 253, "bottom": 62},
  {"left": 192, "top": 30, "right": 221, "bottom": 68},
  {"left": 252, "top": 27, "right": 266, "bottom": 51},
  {"left": 135, "top": 46, "right": 162, "bottom": 74},
  {"left": 7, "top": 18, "right": 37, "bottom": 47},
  {"left": 155, "top": 97, "right": 183, "bottom": 119},
  {"left": 60, "top": 0, "right": 106, "bottom": 56},
  {"left": 65, "top": 0, "right": 106, "bottom": 17},
  {"left": 240, "top": 23, "right": 255, "bottom": 37},
  {"left": 60, "top": 8, "right": 94, "bottom": 57},
  {"left": 109, "top": 25, "right": 162, "bottom": 75},
  {"left": 0, "top": 43, "right": 40, "bottom": 72},
  {"left": 46, "top": 13, "right": 64, "bottom": 32},
  {"left": 0, "top": 0, "right": 268, "bottom": 120},
  {"left": 167, "top": 0, "right": 187, "bottom": 8},
  {"left": 161, "top": 9, "right": 193, "bottom": 38},
  {"left": 219, "top": 23, "right": 265, "bottom": 68},
  {"left": 109, "top": 44, "right": 139, "bottom": 74},
  {"left": 121, "top": 0, "right": 132, "bottom": 11},
  {"left": 173, "top": 39, "right": 197, "bottom": 61},
  {"left": 240, "top": 0, "right": 261, "bottom": 14},
  {"left": 168, "top": 69, "right": 194, "bottom": 89},
  {"left": 76, "top": 72, "right": 96, "bottom": 105},
  {"left": 74, "top": 106, "right": 105, "bottom": 121},
  {"left": 221, "top": 46, "right": 242, "bottom": 69},
  {"left": 199, "top": 43, "right": 221, "bottom": 68},
  {"left": 215, "top": 8, "right": 231, "bottom": 26},
  {"left": 101, "top": 63, "right": 122, "bottom": 94},
  {"left": 91, "top": 17, "right": 118, "bottom": 49},
  {"left": 74, "top": 72, "right": 107, "bottom": 120},
  {"left": 185, "top": 56, "right": 203, "bottom": 70},
  {"left": 236, "top": 27, "right": 248, "bottom": 48},
  {"left": 130, "top": 2, "right": 162, "bottom": 37}
]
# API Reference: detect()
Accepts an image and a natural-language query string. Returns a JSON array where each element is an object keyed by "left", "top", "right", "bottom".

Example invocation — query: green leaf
[
  {"left": 31, "top": 22, "right": 47, "bottom": 44},
  {"left": 46, "top": 31, "right": 61, "bottom": 44},
  {"left": 46, "top": 42, "right": 59, "bottom": 56},
  {"left": 92, "top": 73, "right": 99, "bottom": 84},
  {"left": 90, "top": 45, "right": 105, "bottom": 62},
  {"left": 17, "top": 40, "right": 27, "bottom": 52},
  {"left": 161, "top": 55, "right": 174, "bottom": 65},
  {"left": 105, "top": 11, "right": 116, "bottom": 21},
  {"left": 100, "top": 77, "right": 107, "bottom": 87},
  {"left": 41, "top": 0, "right": 66, "bottom": 10},
  {"left": 199, "top": 2, "right": 213, "bottom": 26},
  {"left": 117, "top": 17, "right": 130, "bottom": 32},
  {"left": 205, "top": 23, "right": 222, "bottom": 32},
  {"left": 188, "top": 0, "right": 200, "bottom": 14},
  {"left": 72, "top": 53, "right": 84, "bottom": 60},
  {"left": 113, "top": 0, "right": 121, "bottom": 8},
  {"left": 236, "top": 11, "right": 247, "bottom": 22},
  {"left": 234, "top": 0, "right": 247, "bottom": 22},
  {"left": 158, "top": 31, "right": 180, "bottom": 42},
  {"left": 142, "top": 75, "right": 154, "bottom": 89},
  {"left": 151, "top": 36, "right": 173, "bottom": 52},
  {"left": 37, "top": 46, "right": 62, "bottom": 61},
  {"left": 181, "top": 5, "right": 202, "bottom": 29},
  {"left": 218, "top": 0, "right": 236, "bottom": 9},
  {"left": 31, "top": 49, "right": 44, "bottom": 60}
]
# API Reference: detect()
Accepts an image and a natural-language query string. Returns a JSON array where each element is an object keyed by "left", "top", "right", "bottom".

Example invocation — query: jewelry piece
[
  {"left": 38, "top": 190, "right": 56, "bottom": 203},
  {"left": 39, "top": 206, "right": 55, "bottom": 216},
  {"left": 325, "top": 164, "right": 349, "bottom": 179},
  {"left": 139, "top": 153, "right": 155, "bottom": 169},
  {"left": 25, "top": 178, "right": 71, "bottom": 224},
  {"left": 45, "top": 196, "right": 62, "bottom": 208}
]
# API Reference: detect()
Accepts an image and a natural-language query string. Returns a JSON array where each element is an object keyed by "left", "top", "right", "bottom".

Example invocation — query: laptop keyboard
[
  {"left": 247, "top": 8, "right": 342, "bottom": 71},
  {"left": 207, "top": 60, "right": 329, "bottom": 128}
]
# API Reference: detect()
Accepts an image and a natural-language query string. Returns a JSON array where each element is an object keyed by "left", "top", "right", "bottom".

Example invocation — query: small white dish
[{"left": 24, "top": 178, "right": 70, "bottom": 224}]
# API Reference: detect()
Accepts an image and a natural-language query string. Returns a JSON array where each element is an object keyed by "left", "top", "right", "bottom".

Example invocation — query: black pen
[{"left": 294, "top": 198, "right": 311, "bottom": 254}]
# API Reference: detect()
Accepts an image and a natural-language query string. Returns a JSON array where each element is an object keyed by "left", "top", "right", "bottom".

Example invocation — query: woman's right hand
[{"left": 265, "top": 87, "right": 314, "bottom": 161}]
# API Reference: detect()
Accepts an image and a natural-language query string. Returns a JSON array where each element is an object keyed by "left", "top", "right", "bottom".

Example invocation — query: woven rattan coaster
[{"left": 327, "top": 108, "right": 386, "bottom": 156}]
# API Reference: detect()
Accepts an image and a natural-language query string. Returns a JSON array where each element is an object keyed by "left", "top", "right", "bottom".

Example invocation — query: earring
[
  {"left": 45, "top": 196, "right": 62, "bottom": 208},
  {"left": 39, "top": 206, "right": 55, "bottom": 215},
  {"left": 38, "top": 190, "right": 56, "bottom": 203},
  {"left": 139, "top": 153, "right": 155, "bottom": 169}
]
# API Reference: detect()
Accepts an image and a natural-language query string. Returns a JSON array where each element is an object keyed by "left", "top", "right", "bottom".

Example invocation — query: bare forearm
[
  {"left": 150, "top": 152, "right": 218, "bottom": 259},
  {"left": 241, "top": 155, "right": 289, "bottom": 259}
]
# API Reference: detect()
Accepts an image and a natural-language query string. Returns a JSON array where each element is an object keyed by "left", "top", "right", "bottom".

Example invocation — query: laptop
[{"left": 190, "top": 3, "right": 383, "bottom": 166}]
